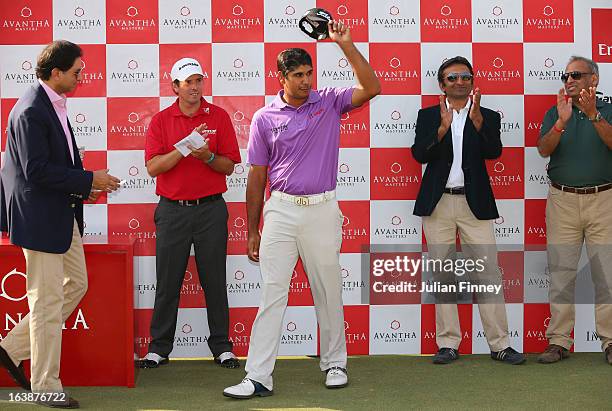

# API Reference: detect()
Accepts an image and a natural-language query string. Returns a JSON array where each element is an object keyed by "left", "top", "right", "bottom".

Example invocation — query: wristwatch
[{"left": 589, "top": 111, "right": 602, "bottom": 122}]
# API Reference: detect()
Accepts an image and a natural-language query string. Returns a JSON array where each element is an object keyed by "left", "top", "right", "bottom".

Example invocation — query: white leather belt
[{"left": 271, "top": 190, "right": 336, "bottom": 206}]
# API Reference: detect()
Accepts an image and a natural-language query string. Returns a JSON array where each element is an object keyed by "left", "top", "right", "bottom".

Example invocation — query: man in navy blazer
[
  {"left": 412, "top": 56, "right": 524, "bottom": 366},
  {"left": 0, "top": 40, "right": 119, "bottom": 408}
]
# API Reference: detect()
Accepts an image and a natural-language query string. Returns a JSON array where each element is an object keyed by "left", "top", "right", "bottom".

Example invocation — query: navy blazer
[
  {"left": 0, "top": 83, "right": 93, "bottom": 253},
  {"left": 411, "top": 103, "right": 502, "bottom": 220}
]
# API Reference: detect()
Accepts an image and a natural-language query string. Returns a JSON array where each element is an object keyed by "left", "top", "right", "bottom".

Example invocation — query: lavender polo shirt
[{"left": 247, "top": 87, "right": 355, "bottom": 195}]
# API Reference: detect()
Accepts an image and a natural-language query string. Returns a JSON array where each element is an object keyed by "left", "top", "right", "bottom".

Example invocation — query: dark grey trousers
[{"left": 148, "top": 196, "right": 232, "bottom": 358}]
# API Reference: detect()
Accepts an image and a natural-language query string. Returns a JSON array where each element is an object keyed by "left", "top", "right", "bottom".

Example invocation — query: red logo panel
[
  {"left": 82, "top": 151, "right": 108, "bottom": 204},
  {"left": 0, "top": 1, "right": 52, "bottom": 45},
  {"left": 288, "top": 259, "right": 314, "bottom": 306},
  {"left": 264, "top": 43, "right": 317, "bottom": 95},
  {"left": 421, "top": 304, "right": 473, "bottom": 354},
  {"left": 107, "top": 98, "right": 158, "bottom": 150},
  {"left": 499, "top": 251, "right": 524, "bottom": 303},
  {"left": 211, "top": 0, "right": 264, "bottom": 42},
  {"left": 108, "top": 203, "right": 157, "bottom": 256},
  {"left": 524, "top": 95, "right": 556, "bottom": 147},
  {"left": 342, "top": 305, "right": 369, "bottom": 355},
  {"left": 473, "top": 43, "right": 524, "bottom": 95},
  {"left": 339, "top": 102, "right": 369, "bottom": 148},
  {"left": 66, "top": 45, "right": 106, "bottom": 98},
  {"left": 317, "top": 0, "right": 369, "bottom": 42},
  {"left": 227, "top": 202, "right": 248, "bottom": 256},
  {"left": 420, "top": 0, "right": 471, "bottom": 42},
  {"left": 1, "top": 99, "right": 18, "bottom": 151},
  {"left": 525, "top": 199, "right": 546, "bottom": 248},
  {"left": 370, "top": 43, "right": 421, "bottom": 95},
  {"left": 178, "top": 257, "right": 207, "bottom": 309},
  {"left": 159, "top": 44, "right": 212, "bottom": 97},
  {"left": 523, "top": 0, "right": 573, "bottom": 43},
  {"left": 523, "top": 303, "right": 552, "bottom": 353},
  {"left": 338, "top": 201, "right": 369, "bottom": 253},
  {"left": 485, "top": 147, "right": 524, "bottom": 199},
  {"left": 106, "top": 0, "right": 159, "bottom": 44},
  {"left": 591, "top": 9, "right": 612, "bottom": 63},
  {"left": 370, "top": 148, "right": 421, "bottom": 200},
  {"left": 213, "top": 96, "right": 265, "bottom": 149},
  {"left": 229, "top": 307, "right": 258, "bottom": 356}
]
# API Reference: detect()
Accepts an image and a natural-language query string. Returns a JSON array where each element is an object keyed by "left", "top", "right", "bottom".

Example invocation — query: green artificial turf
[{"left": 1, "top": 354, "right": 610, "bottom": 410}]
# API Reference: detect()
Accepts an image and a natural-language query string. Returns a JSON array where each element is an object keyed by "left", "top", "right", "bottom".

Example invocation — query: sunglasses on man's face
[
  {"left": 560, "top": 71, "right": 592, "bottom": 83},
  {"left": 446, "top": 72, "right": 473, "bottom": 82}
]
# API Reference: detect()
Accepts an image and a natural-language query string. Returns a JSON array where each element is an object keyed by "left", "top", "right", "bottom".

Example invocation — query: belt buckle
[{"left": 295, "top": 196, "right": 309, "bottom": 206}]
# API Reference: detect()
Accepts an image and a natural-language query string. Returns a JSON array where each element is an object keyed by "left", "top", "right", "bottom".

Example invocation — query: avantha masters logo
[
  {"left": 227, "top": 269, "right": 261, "bottom": 294},
  {"left": 476, "top": 56, "right": 521, "bottom": 83},
  {"left": 162, "top": 5, "right": 208, "bottom": 30},
  {"left": 108, "top": 5, "right": 156, "bottom": 32},
  {"left": 110, "top": 59, "right": 156, "bottom": 84},
  {"left": 174, "top": 322, "right": 208, "bottom": 348},
  {"left": 373, "top": 109, "right": 415, "bottom": 134},
  {"left": 4, "top": 59, "right": 36, "bottom": 85},
  {"left": 475, "top": 5, "right": 519, "bottom": 30},
  {"left": 423, "top": 4, "right": 469, "bottom": 30},
  {"left": 216, "top": 57, "right": 261, "bottom": 82},
  {"left": 267, "top": 3, "right": 299, "bottom": 30},
  {"left": 374, "top": 56, "right": 418, "bottom": 83},
  {"left": 214, "top": 3, "right": 262, "bottom": 31},
  {"left": 528, "top": 57, "right": 564, "bottom": 82},
  {"left": 72, "top": 112, "right": 103, "bottom": 138},
  {"left": 372, "top": 5, "right": 417, "bottom": 29},
  {"left": 322, "top": 57, "right": 355, "bottom": 82},
  {"left": 2, "top": 6, "right": 50, "bottom": 32},
  {"left": 56, "top": 5, "right": 102, "bottom": 30},
  {"left": 281, "top": 321, "right": 314, "bottom": 345},
  {"left": 373, "top": 215, "right": 418, "bottom": 240},
  {"left": 373, "top": 320, "right": 417, "bottom": 343}
]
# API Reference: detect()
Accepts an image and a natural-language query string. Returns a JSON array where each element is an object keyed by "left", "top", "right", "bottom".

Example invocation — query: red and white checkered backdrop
[{"left": 1, "top": 0, "right": 611, "bottom": 357}]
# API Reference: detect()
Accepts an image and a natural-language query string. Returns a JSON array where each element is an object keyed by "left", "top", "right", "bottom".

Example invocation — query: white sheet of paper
[{"left": 174, "top": 130, "right": 205, "bottom": 157}]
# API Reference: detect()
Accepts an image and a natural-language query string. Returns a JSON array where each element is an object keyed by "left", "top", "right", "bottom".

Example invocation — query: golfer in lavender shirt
[{"left": 223, "top": 20, "right": 380, "bottom": 399}]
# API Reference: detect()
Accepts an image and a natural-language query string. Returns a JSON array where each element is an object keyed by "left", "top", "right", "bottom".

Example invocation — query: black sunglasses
[
  {"left": 560, "top": 71, "right": 592, "bottom": 83},
  {"left": 446, "top": 72, "right": 473, "bottom": 82}
]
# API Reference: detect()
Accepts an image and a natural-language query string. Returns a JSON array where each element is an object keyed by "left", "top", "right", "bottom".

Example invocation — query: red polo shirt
[{"left": 145, "top": 98, "right": 241, "bottom": 200}]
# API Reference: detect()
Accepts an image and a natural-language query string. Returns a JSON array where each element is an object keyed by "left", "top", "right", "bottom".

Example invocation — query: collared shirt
[
  {"left": 145, "top": 98, "right": 241, "bottom": 200},
  {"left": 446, "top": 98, "right": 471, "bottom": 188},
  {"left": 38, "top": 79, "right": 74, "bottom": 164},
  {"left": 541, "top": 98, "right": 612, "bottom": 186},
  {"left": 247, "top": 87, "right": 355, "bottom": 195}
]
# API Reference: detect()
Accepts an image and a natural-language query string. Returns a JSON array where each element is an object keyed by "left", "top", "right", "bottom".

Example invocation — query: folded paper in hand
[{"left": 174, "top": 130, "right": 205, "bottom": 157}]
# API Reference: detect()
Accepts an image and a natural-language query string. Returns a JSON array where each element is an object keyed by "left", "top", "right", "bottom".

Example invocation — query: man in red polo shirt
[{"left": 137, "top": 57, "right": 241, "bottom": 369}]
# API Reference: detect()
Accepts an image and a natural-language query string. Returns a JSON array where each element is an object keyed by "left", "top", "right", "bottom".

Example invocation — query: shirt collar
[
  {"left": 445, "top": 97, "right": 471, "bottom": 112},
  {"left": 38, "top": 79, "right": 67, "bottom": 108},
  {"left": 170, "top": 97, "right": 212, "bottom": 117},
  {"left": 270, "top": 90, "right": 321, "bottom": 109}
]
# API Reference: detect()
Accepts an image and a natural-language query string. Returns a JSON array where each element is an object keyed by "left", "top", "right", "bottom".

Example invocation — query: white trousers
[{"left": 245, "top": 194, "right": 347, "bottom": 390}]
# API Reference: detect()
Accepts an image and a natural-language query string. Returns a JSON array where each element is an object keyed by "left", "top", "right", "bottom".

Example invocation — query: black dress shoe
[
  {"left": 491, "top": 347, "right": 526, "bottom": 365},
  {"left": 135, "top": 357, "right": 169, "bottom": 369},
  {"left": 35, "top": 395, "right": 80, "bottom": 409},
  {"left": 433, "top": 347, "right": 459, "bottom": 364},
  {"left": 0, "top": 346, "right": 30, "bottom": 390},
  {"left": 214, "top": 356, "right": 240, "bottom": 369}
]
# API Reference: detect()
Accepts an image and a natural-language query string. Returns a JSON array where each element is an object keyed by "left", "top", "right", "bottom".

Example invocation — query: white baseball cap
[{"left": 170, "top": 57, "right": 204, "bottom": 81}]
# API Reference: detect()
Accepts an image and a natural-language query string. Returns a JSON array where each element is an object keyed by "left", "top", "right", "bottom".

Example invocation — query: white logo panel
[
  {"left": 106, "top": 44, "right": 159, "bottom": 97},
  {"left": 369, "top": 305, "right": 421, "bottom": 354},
  {"left": 68, "top": 97, "right": 107, "bottom": 151},
  {"left": 53, "top": 0, "right": 106, "bottom": 43},
  {"left": 481, "top": 95, "right": 523, "bottom": 147},
  {"left": 494, "top": 199, "right": 524, "bottom": 249},
  {"left": 340, "top": 253, "right": 367, "bottom": 305},
  {"left": 224, "top": 149, "right": 249, "bottom": 202},
  {"left": 472, "top": 303, "right": 523, "bottom": 353},
  {"left": 525, "top": 147, "right": 549, "bottom": 199},
  {"left": 368, "top": 0, "right": 420, "bottom": 42},
  {"left": 226, "top": 255, "right": 263, "bottom": 307},
  {"left": 524, "top": 44, "right": 571, "bottom": 95},
  {"left": 135, "top": 256, "right": 156, "bottom": 309},
  {"left": 83, "top": 204, "right": 107, "bottom": 240},
  {"left": 370, "top": 200, "right": 421, "bottom": 247},
  {"left": 170, "top": 308, "right": 213, "bottom": 358},
  {"left": 472, "top": 0, "right": 523, "bottom": 43},
  {"left": 159, "top": 0, "right": 212, "bottom": 44},
  {"left": 0, "top": 45, "right": 44, "bottom": 98},
  {"left": 212, "top": 43, "right": 265, "bottom": 96},
  {"left": 317, "top": 42, "right": 369, "bottom": 90},
  {"left": 370, "top": 95, "right": 420, "bottom": 148},
  {"left": 265, "top": 0, "right": 316, "bottom": 42},
  {"left": 279, "top": 306, "right": 318, "bottom": 356},
  {"left": 336, "top": 148, "right": 370, "bottom": 201},
  {"left": 107, "top": 150, "right": 158, "bottom": 204}
]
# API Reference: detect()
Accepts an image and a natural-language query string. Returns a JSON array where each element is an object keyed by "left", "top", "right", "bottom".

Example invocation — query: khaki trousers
[
  {"left": 545, "top": 186, "right": 612, "bottom": 350},
  {"left": 423, "top": 194, "right": 510, "bottom": 352},
  {"left": 0, "top": 220, "right": 88, "bottom": 392},
  {"left": 245, "top": 195, "right": 346, "bottom": 390}
]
